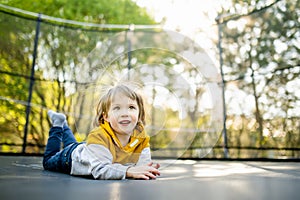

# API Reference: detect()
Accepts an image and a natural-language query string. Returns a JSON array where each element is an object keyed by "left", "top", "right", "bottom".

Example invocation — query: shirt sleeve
[
  {"left": 84, "top": 144, "right": 130, "bottom": 180},
  {"left": 136, "top": 147, "right": 152, "bottom": 166}
]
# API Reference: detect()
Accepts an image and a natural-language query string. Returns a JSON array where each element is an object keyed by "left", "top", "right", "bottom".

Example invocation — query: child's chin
[
  {"left": 119, "top": 127, "right": 134, "bottom": 133},
  {"left": 119, "top": 130, "right": 133, "bottom": 135}
]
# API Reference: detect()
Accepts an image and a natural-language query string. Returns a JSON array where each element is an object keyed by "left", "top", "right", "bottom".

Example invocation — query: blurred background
[{"left": 0, "top": 0, "right": 299, "bottom": 160}]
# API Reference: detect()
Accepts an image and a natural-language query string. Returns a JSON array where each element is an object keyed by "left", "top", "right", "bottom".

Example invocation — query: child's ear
[{"left": 103, "top": 113, "right": 108, "bottom": 122}]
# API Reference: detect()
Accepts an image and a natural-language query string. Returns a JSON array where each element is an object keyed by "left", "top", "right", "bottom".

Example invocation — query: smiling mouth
[{"left": 119, "top": 120, "right": 131, "bottom": 125}]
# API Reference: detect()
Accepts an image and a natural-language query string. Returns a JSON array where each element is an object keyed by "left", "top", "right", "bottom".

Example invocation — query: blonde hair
[{"left": 94, "top": 83, "right": 145, "bottom": 127}]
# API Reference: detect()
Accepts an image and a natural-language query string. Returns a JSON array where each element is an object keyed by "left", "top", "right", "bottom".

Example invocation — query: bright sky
[
  {"left": 135, "top": 0, "right": 228, "bottom": 51},
  {"left": 136, "top": 0, "right": 223, "bottom": 31},
  {"left": 134, "top": 0, "right": 232, "bottom": 69}
]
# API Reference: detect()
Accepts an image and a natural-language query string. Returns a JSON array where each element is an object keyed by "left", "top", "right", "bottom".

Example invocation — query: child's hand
[{"left": 126, "top": 162, "right": 161, "bottom": 180}]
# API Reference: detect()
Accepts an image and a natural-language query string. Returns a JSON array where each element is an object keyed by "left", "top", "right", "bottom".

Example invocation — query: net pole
[
  {"left": 22, "top": 13, "right": 42, "bottom": 153},
  {"left": 216, "top": 15, "right": 229, "bottom": 158},
  {"left": 126, "top": 24, "right": 134, "bottom": 80}
]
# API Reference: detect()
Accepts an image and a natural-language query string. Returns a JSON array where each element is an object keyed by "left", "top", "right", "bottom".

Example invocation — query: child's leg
[
  {"left": 43, "top": 126, "right": 63, "bottom": 171},
  {"left": 62, "top": 124, "right": 77, "bottom": 147},
  {"left": 43, "top": 110, "right": 66, "bottom": 171},
  {"left": 48, "top": 110, "right": 77, "bottom": 147}
]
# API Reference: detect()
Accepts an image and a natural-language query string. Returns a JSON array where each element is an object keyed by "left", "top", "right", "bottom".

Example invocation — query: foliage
[
  {"left": 0, "top": 0, "right": 155, "bottom": 153},
  {"left": 0, "top": 0, "right": 155, "bottom": 24},
  {"left": 219, "top": 0, "right": 300, "bottom": 157}
]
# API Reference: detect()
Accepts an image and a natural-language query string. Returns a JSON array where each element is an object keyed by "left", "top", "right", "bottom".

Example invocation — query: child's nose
[{"left": 120, "top": 109, "right": 129, "bottom": 116}]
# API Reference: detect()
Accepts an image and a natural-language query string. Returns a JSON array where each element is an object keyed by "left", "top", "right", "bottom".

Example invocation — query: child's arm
[
  {"left": 83, "top": 144, "right": 160, "bottom": 180},
  {"left": 72, "top": 144, "right": 130, "bottom": 180},
  {"left": 90, "top": 144, "right": 132, "bottom": 180},
  {"left": 136, "top": 147, "right": 152, "bottom": 165}
]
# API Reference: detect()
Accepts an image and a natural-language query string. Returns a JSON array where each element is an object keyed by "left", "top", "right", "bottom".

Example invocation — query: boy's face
[{"left": 104, "top": 92, "right": 139, "bottom": 136}]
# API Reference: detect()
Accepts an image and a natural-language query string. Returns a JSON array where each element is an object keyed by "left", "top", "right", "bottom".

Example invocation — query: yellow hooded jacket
[{"left": 86, "top": 121, "right": 150, "bottom": 164}]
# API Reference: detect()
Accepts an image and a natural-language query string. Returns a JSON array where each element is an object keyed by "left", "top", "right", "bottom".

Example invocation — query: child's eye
[
  {"left": 113, "top": 106, "right": 120, "bottom": 110},
  {"left": 129, "top": 106, "right": 136, "bottom": 109}
]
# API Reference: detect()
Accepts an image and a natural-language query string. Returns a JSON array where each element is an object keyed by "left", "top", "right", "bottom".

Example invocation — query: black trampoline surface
[{"left": 0, "top": 156, "right": 300, "bottom": 200}]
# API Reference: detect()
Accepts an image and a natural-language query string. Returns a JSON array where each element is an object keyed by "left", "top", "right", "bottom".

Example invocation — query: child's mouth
[{"left": 119, "top": 120, "right": 131, "bottom": 125}]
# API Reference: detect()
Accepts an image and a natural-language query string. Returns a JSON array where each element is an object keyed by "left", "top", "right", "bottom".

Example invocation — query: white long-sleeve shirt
[{"left": 71, "top": 144, "right": 151, "bottom": 179}]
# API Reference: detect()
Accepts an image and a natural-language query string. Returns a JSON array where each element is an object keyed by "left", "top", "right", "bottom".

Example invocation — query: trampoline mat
[{"left": 0, "top": 156, "right": 299, "bottom": 200}]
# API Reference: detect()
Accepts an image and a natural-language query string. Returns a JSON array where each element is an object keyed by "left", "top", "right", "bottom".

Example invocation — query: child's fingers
[
  {"left": 151, "top": 170, "right": 160, "bottom": 176},
  {"left": 139, "top": 174, "right": 150, "bottom": 180},
  {"left": 149, "top": 167, "right": 160, "bottom": 176},
  {"left": 145, "top": 172, "right": 157, "bottom": 179},
  {"left": 135, "top": 172, "right": 155, "bottom": 180},
  {"left": 154, "top": 163, "right": 160, "bottom": 169},
  {"left": 147, "top": 162, "right": 160, "bottom": 169}
]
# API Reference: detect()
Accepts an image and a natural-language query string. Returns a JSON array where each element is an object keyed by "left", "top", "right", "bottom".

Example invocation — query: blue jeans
[{"left": 43, "top": 125, "right": 80, "bottom": 174}]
